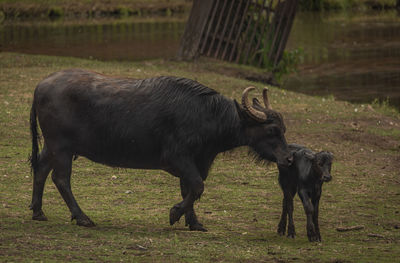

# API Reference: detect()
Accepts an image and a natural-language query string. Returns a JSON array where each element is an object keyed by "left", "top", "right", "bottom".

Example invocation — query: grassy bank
[
  {"left": 1, "top": 0, "right": 399, "bottom": 21},
  {"left": 1, "top": 52, "right": 399, "bottom": 262},
  {"left": 0, "top": 0, "right": 191, "bottom": 20}
]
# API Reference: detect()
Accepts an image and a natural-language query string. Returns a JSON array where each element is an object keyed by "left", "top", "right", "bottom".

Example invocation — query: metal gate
[{"left": 178, "top": 0, "right": 299, "bottom": 68}]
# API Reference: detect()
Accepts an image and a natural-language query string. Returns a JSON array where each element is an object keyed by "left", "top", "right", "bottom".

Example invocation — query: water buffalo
[
  {"left": 29, "top": 69, "right": 292, "bottom": 231},
  {"left": 277, "top": 144, "right": 333, "bottom": 241}
]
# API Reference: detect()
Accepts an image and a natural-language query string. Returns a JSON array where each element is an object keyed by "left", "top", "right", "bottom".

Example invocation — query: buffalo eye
[{"left": 264, "top": 126, "right": 280, "bottom": 136}]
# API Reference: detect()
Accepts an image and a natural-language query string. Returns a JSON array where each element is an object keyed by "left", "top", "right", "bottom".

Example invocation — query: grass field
[
  {"left": 0, "top": 0, "right": 190, "bottom": 20},
  {"left": 0, "top": 52, "right": 399, "bottom": 262}
]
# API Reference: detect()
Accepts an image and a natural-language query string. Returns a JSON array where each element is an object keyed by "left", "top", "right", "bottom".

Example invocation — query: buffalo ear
[
  {"left": 234, "top": 99, "right": 265, "bottom": 124},
  {"left": 252, "top": 98, "right": 263, "bottom": 108},
  {"left": 234, "top": 99, "right": 247, "bottom": 121}
]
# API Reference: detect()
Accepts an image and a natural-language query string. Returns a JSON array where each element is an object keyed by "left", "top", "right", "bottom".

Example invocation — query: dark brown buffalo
[{"left": 29, "top": 69, "right": 292, "bottom": 231}]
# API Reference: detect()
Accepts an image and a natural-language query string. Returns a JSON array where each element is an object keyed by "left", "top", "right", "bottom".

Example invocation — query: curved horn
[
  {"left": 241, "top": 86, "right": 267, "bottom": 122},
  {"left": 263, "top": 87, "right": 272, "bottom": 110}
]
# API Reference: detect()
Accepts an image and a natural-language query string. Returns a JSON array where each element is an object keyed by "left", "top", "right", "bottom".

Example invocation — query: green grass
[
  {"left": 0, "top": 0, "right": 190, "bottom": 20},
  {"left": 1, "top": 52, "right": 399, "bottom": 262}
]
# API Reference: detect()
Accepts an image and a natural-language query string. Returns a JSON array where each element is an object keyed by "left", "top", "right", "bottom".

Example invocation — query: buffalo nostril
[
  {"left": 323, "top": 176, "right": 332, "bottom": 182},
  {"left": 287, "top": 155, "right": 294, "bottom": 165}
]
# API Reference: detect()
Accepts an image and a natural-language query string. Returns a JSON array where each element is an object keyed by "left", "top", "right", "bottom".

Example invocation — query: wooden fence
[{"left": 178, "top": 0, "right": 299, "bottom": 68}]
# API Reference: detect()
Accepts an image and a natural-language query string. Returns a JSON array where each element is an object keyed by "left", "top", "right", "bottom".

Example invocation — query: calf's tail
[{"left": 29, "top": 98, "right": 40, "bottom": 175}]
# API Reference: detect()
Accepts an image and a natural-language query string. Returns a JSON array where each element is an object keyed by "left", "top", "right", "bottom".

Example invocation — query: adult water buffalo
[{"left": 29, "top": 69, "right": 292, "bottom": 231}]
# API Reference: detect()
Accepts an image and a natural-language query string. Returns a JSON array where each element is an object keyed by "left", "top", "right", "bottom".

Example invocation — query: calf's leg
[
  {"left": 277, "top": 192, "right": 288, "bottom": 236},
  {"left": 278, "top": 183, "right": 297, "bottom": 238},
  {"left": 298, "top": 189, "right": 319, "bottom": 242},
  {"left": 30, "top": 144, "right": 53, "bottom": 221},
  {"left": 51, "top": 152, "right": 95, "bottom": 227},
  {"left": 312, "top": 192, "right": 322, "bottom": 241},
  {"left": 286, "top": 189, "right": 296, "bottom": 238}
]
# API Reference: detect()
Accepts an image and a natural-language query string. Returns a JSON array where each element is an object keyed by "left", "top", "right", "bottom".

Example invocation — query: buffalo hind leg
[
  {"left": 169, "top": 158, "right": 206, "bottom": 231},
  {"left": 30, "top": 145, "right": 53, "bottom": 221},
  {"left": 51, "top": 152, "right": 95, "bottom": 227},
  {"left": 180, "top": 179, "right": 205, "bottom": 231}
]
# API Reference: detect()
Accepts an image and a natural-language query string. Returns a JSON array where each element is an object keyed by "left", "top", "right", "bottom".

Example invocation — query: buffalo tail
[{"left": 29, "top": 99, "right": 40, "bottom": 175}]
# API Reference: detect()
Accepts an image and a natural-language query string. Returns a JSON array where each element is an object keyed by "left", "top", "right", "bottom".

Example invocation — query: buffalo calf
[{"left": 276, "top": 144, "right": 333, "bottom": 242}]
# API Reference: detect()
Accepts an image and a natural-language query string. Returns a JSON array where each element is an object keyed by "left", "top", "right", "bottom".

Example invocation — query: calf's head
[
  {"left": 303, "top": 151, "right": 334, "bottom": 182},
  {"left": 235, "top": 87, "right": 292, "bottom": 167}
]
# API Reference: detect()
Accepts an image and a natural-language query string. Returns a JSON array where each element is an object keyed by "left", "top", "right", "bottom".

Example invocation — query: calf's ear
[{"left": 304, "top": 152, "right": 315, "bottom": 161}]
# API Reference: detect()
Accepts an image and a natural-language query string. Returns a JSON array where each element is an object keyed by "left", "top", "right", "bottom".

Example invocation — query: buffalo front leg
[
  {"left": 30, "top": 145, "right": 53, "bottom": 221},
  {"left": 180, "top": 179, "right": 205, "bottom": 231},
  {"left": 51, "top": 152, "right": 95, "bottom": 227},
  {"left": 169, "top": 158, "right": 206, "bottom": 231},
  {"left": 298, "top": 190, "right": 318, "bottom": 242}
]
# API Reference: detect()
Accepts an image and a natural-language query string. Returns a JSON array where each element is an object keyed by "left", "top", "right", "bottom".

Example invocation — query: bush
[
  {"left": 0, "top": 10, "right": 4, "bottom": 23},
  {"left": 47, "top": 7, "right": 64, "bottom": 19}
]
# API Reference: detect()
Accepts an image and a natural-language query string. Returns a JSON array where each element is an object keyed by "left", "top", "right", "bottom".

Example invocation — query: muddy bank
[{"left": 0, "top": 0, "right": 192, "bottom": 20}]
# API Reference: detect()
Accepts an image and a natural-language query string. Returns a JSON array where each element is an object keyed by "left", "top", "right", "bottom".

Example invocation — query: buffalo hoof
[
  {"left": 169, "top": 206, "right": 184, "bottom": 226},
  {"left": 73, "top": 215, "right": 96, "bottom": 227},
  {"left": 189, "top": 223, "right": 207, "bottom": 232},
  {"left": 32, "top": 210, "right": 48, "bottom": 221},
  {"left": 277, "top": 227, "right": 285, "bottom": 236}
]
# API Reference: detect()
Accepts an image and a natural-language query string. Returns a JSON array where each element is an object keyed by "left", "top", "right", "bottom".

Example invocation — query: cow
[
  {"left": 29, "top": 69, "right": 292, "bottom": 231},
  {"left": 276, "top": 144, "right": 333, "bottom": 241}
]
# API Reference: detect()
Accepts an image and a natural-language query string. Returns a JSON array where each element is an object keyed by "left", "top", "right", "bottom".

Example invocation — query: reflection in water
[
  {"left": 285, "top": 11, "right": 400, "bottom": 109},
  {"left": 0, "top": 19, "right": 185, "bottom": 61}
]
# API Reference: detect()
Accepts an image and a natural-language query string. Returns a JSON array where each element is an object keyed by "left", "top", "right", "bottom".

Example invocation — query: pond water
[
  {"left": 1, "top": 11, "right": 399, "bottom": 110},
  {"left": 284, "top": 10, "right": 400, "bottom": 110},
  {"left": 0, "top": 18, "right": 186, "bottom": 61}
]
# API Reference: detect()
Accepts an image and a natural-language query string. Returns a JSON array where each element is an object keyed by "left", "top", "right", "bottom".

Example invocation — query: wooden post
[{"left": 177, "top": 0, "right": 215, "bottom": 60}]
